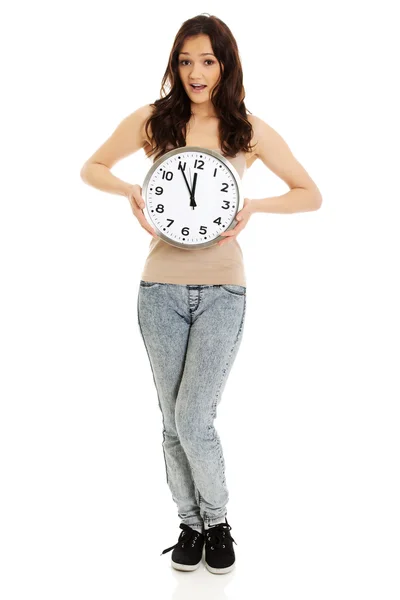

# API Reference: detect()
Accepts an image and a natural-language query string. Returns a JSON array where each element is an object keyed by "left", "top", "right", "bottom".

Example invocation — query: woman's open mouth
[{"left": 190, "top": 84, "right": 207, "bottom": 93}]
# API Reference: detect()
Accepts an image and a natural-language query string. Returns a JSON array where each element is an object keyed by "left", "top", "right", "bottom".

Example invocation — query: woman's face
[{"left": 178, "top": 34, "right": 222, "bottom": 106}]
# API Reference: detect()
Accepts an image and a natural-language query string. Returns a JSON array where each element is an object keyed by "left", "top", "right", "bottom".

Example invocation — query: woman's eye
[{"left": 179, "top": 60, "right": 214, "bottom": 66}]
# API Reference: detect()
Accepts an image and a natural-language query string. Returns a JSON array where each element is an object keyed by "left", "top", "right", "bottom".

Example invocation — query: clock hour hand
[{"left": 190, "top": 172, "right": 198, "bottom": 209}]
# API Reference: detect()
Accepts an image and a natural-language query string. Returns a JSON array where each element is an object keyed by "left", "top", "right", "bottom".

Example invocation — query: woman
[{"left": 80, "top": 14, "right": 322, "bottom": 575}]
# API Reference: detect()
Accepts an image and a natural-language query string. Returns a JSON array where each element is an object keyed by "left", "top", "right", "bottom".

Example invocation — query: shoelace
[
  {"left": 160, "top": 523, "right": 203, "bottom": 556},
  {"left": 205, "top": 522, "right": 237, "bottom": 551}
]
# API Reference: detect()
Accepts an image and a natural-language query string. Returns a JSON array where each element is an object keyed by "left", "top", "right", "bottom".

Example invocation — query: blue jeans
[{"left": 137, "top": 281, "right": 247, "bottom": 529}]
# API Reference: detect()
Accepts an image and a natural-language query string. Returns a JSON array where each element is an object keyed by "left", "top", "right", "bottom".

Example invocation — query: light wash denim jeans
[{"left": 137, "top": 281, "right": 247, "bottom": 529}]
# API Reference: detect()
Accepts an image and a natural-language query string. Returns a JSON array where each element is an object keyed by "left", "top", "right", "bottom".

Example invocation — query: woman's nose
[{"left": 189, "top": 68, "right": 203, "bottom": 78}]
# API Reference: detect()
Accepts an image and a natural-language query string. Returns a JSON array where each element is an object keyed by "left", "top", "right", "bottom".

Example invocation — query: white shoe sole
[
  {"left": 205, "top": 561, "right": 235, "bottom": 574},
  {"left": 171, "top": 558, "right": 202, "bottom": 571}
]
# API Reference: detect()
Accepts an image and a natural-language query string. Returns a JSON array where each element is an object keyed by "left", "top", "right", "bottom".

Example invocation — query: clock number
[
  {"left": 199, "top": 225, "right": 207, "bottom": 234},
  {"left": 162, "top": 170, "right": 173, "bottom": 180},
  {"left": 181, "top": 226, "right": 189, "bottom": 236},
  {"left": 220, "top": 182, "right": 229, "bottom": 192},
  {"left": 155, "top": 186, "right": 163, "bottom": 195},
  {"left": 213, "top": 168, "right": 217, "bottom": 177},
  {"left": 156, "top": 204, "right": 164, "bottom": 213},
  {"left": 194, "top": 159, "right": 204, "bottom": 170},
  {"left": 178, "top": 161, "right": 186, "bottom": 172},
  {"left": 166, "top": 219, "right": 174, "bottom": 227},
  {"left": 221, "top": 200, "right": 230, "bottom": 210},
  {"left": 213, "top": 217, "right": 222, "bottom": 225}
]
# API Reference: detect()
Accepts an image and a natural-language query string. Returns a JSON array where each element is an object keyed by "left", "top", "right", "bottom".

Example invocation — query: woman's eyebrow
[{"left": 179, "top": 52, "right": 215, "bottom": 56}]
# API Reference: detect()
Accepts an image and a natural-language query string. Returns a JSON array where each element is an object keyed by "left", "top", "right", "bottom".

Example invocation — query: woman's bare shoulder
[
  {"left": 244, "top": 113, "right": 262, "bottom": 167},
  {"left": 138, "top": 104, "right": 154, "bottom": 142},
  {"left": 81, "top": 104, "right": 155, "bottom": 171},
  {"left": 246, "top": 113, "right": 265, "bottom": 154},
  {"left": 120, "top": 103, "right": 155, "bottom": 145}
]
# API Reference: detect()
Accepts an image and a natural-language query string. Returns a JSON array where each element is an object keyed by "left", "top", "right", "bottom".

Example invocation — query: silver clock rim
[{"left": 142, "top": 145, "right": 244, "bottom": 250}]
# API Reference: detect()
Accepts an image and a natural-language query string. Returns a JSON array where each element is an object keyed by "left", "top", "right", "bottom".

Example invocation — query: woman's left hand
[{"left": 218, "top": 198, "right": 254, "bottom": 246}]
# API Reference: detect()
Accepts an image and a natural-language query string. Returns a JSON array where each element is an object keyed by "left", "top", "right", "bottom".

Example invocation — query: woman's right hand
[{"left": 126, "top": 184, "right": 158, "bottom": 239}]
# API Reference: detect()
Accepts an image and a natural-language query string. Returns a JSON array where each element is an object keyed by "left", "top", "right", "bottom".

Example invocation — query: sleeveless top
[{"left": 140, "top": 145, "right": 247, "bottom": 286}]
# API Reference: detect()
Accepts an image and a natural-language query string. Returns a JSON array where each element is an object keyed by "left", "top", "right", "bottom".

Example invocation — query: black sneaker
[
  {"left": 204, "top": 518, "right": 237, "bottom": 574},
  {"left": 160, "top": 523, "right": 205, "bottom": 571}
]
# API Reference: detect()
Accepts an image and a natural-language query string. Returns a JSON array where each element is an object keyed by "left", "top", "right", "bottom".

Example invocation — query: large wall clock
[{"left": 142, "top": 146, "right": 243, "bottom": 249}]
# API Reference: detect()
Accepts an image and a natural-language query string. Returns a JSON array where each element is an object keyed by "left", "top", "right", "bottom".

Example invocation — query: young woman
[{"left": 80, "top": 14, "right": 322, "bottom": 575}]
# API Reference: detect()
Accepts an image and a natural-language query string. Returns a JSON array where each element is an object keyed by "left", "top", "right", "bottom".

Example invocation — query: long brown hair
[{"left": 144, "top": 14, "right": 257, "bottom": 162}]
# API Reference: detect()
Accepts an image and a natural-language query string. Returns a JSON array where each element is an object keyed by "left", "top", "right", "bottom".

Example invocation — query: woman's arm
[
  {"left": 248, "top": 115, "right": 322, "bottom": 214},
  {"left": 80, "top": 104, "right": 152, "bottom": 197}
]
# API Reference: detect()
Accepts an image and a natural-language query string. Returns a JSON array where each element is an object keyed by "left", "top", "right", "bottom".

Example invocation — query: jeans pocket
[
  {"left": 140, "top": 280, "right": 161, "bottom": 287},
  {"left": 220, "top": 284, "right": 246, "bottom": 296}
]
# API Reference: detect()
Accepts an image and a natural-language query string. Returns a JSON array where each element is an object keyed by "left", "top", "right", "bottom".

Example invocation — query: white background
[{"left": 1, "top": 1, "right": 399, "bottom": 599}]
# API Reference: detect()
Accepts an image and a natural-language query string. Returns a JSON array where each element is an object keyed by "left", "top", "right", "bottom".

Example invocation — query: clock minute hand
[{"left": 180, "top": 168, "right": 193, "bottom": 199}]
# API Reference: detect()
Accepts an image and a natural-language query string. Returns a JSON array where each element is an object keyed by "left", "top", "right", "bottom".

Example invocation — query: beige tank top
[{"left": 140, "top": 146, "right": 247, "bottom": 286}]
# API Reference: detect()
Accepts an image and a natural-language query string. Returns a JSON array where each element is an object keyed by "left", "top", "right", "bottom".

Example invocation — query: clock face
[{"left": 142, "top": 146, "right": 243, "bottom": 249}]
